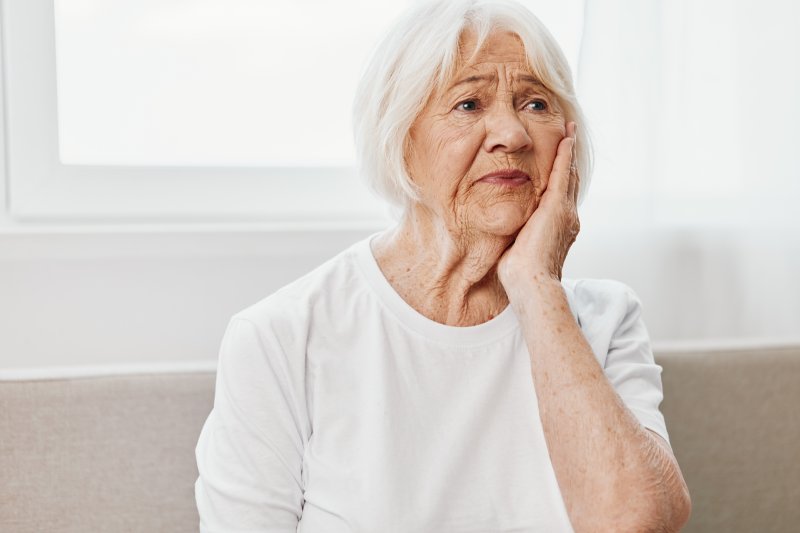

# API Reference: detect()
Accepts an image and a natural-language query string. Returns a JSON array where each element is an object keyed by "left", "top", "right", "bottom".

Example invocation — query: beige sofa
[{"left": 1, "top": 345, "right": 798, "bottom": 533}]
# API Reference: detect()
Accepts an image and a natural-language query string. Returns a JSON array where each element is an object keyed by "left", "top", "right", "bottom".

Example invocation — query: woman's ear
[{"left": 402, "top": 136, "right": 418, "bottom": 185}]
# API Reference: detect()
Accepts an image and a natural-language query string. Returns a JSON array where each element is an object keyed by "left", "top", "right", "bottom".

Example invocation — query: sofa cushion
[
  {"left": 657, "top": 344, "right": 800, "bottom": 533},
  {"left": 0, "top": 369, "right": 214, "bottom": 533}
]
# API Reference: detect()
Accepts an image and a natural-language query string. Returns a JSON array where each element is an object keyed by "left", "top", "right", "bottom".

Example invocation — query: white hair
[{"left": 352, "top": 0, "right": 593, "bottom": 212}]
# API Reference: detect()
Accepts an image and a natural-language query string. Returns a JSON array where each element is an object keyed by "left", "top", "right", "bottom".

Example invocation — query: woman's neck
[{"left": 371, "top": 208, "right": 515, "bottom": 327}]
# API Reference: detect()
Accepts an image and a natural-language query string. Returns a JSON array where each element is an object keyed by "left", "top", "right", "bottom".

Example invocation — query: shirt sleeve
[
  {"left": 195, "top": 316, "right": 308, "bottom": 533},
  {"left": 600, "top": 282, "right": 671, "bottom": 447}
]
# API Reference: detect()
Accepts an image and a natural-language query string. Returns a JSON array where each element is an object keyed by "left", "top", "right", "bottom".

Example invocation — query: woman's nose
[{"left": 482, "top": 106, "right": 533, "bottom": 154}]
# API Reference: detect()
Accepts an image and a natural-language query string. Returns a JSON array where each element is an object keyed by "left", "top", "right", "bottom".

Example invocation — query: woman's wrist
[
  {"left": 501, "top": 266, "right": 561, "bottom": 295},
  {"left": 504, "top": 270, "right": 566, "bottom": 313}
]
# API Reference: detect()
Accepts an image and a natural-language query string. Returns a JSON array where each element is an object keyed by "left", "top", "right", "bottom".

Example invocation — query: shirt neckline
[{"left": 352, "top": 230, "right": 520, "bottom": 346}]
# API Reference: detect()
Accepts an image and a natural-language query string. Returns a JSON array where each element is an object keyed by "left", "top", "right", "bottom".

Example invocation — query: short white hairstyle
[{"left": 352, "top": 0, "right": 593, "bottom": 211}]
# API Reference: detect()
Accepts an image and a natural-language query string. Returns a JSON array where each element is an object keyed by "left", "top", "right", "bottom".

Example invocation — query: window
[{"left": 2, "top": 0, "right": 583, "bottom": 225}]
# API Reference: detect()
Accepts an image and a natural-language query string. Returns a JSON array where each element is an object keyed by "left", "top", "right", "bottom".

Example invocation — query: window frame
[{"left": 1, "top": 0, "right": 387, "bottom": 227}]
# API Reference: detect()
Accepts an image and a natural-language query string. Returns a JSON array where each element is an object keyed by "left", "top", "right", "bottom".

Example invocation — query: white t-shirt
[{"left": 195, "top": 231, "right": 670, "bottom": 533}]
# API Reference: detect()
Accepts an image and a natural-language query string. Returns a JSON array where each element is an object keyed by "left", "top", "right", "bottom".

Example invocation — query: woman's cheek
[{"left": 441, "top": 126, "right": 480, "bottom": 170}]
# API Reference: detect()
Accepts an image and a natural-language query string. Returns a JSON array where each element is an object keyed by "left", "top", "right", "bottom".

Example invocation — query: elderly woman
[{"left": 195, "top": 1, "right": 691, "bottom": 531}]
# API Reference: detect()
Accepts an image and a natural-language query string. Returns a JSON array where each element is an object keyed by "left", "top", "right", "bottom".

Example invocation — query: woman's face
[{"left": 406, "top": 30, "right": 567, "bottom": 237}]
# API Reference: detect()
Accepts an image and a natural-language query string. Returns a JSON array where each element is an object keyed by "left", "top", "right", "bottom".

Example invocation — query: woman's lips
[{"left": 477, "top": 169, "right": 531, "bottom": 187}]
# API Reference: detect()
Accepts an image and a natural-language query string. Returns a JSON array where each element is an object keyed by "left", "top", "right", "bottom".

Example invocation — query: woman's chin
[{"left": 474, "top": 204, "right": 533, "bottom": 237}]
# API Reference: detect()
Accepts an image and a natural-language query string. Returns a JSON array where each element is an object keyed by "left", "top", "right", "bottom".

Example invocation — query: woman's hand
[{"left": 497, "top": 121, "right": 579, "bottom": 292}]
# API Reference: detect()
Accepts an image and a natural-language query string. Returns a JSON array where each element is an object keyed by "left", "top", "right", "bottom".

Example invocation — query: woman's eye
[
  {"left": 526, "top": 100, "right": 547, "bottom": 111},
  {"left": 456, "top": 100, "right": 478, "bottom": 111}
]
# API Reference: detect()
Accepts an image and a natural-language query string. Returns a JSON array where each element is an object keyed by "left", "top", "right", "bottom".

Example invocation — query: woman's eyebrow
[{"left": 447, "top": 73, "right": 545, "bottom": 91}]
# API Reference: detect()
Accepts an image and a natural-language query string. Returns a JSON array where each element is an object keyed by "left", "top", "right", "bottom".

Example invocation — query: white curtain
[{"left": 563, "top": 0, "right": 800, "bottom": 342}]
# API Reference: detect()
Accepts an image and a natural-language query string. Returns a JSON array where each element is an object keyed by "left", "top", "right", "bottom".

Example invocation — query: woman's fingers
[
  {"left": 567, "top": 123, "right": 578, "bottom": 205},
  {"left": 548, "top": 122, "right": 577, "bottom": 201},
  {"left": 569, "top": 166, "right": 579, "bottom": 205}
]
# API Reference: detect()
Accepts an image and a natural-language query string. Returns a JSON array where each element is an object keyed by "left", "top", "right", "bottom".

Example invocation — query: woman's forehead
[
  {"left": 457, "top": 29, "right": 529, "bottom": 70},
  {"left": 444, "top": 29, "right": 540, "bottom": 91},
  {"left": 442, "top": 30, "right": 540, "bottom": 93}
]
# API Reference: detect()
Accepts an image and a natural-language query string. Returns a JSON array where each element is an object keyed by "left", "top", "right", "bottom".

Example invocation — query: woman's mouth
[{"left": 477, "top": 169, "right": 531, "bottom": 186}]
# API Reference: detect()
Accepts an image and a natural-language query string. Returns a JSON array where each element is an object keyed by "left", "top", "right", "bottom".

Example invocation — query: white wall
[
  {"left": 0, "top": 227, "right": 377, "bottom": 369},
  {"left": 3, "top": 222, "right": 799, "bottom": 370}
]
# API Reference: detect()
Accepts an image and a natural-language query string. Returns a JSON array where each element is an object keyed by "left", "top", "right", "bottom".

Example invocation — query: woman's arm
[
  {"left": 498, "top": 122, "right": 690, "bottom": 532},
  {"left": 509, "top": 277, "right": 691, "bottom": 532},
  {"left": 195, "top": 316, "right": 307, "bottom": 532}
]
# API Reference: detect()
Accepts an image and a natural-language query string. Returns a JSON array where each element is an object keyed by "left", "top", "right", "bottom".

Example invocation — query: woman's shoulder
[
  {"left": 561, "top": 277, "right": 644, "bottom": 328},
  {"left": 562, "top": 277, "right": 640, "bottom": 302},
  {"left": 561, "top": 278, "right": 651, "bottom": 368}
]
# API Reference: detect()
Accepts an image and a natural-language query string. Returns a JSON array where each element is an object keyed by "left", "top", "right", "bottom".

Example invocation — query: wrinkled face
[{"left": 405, "top": 29, "right": 567, "bottom": 237}]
